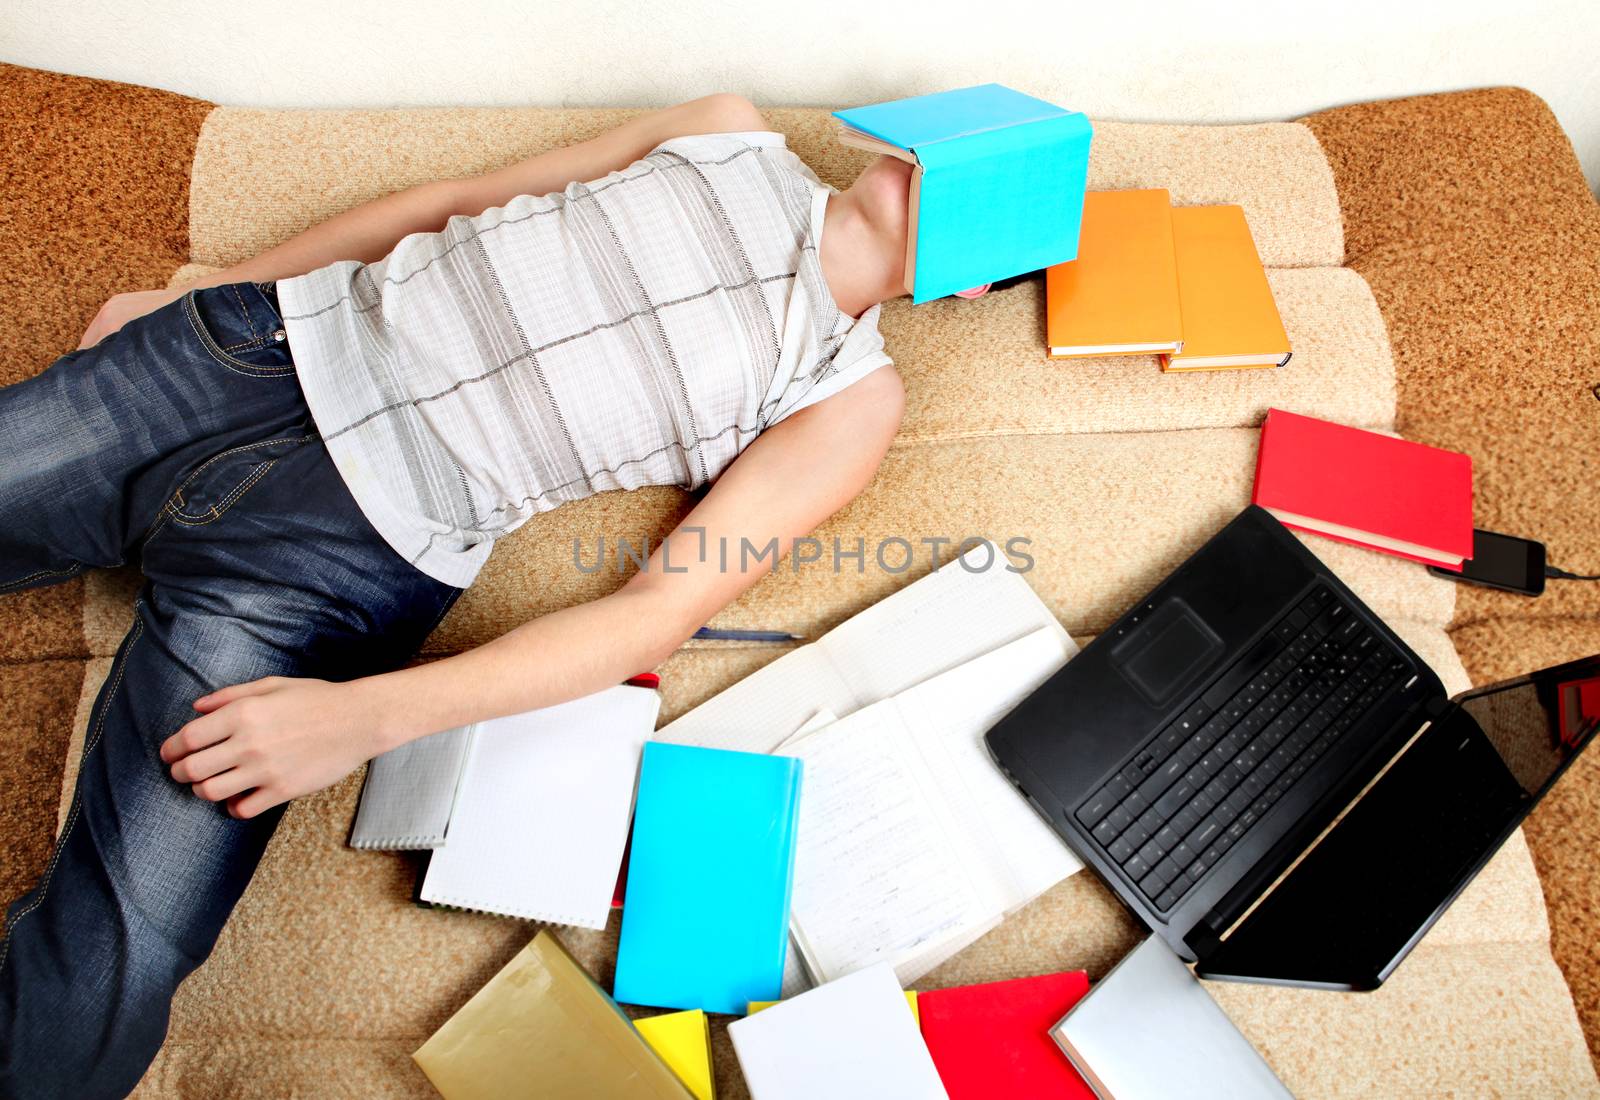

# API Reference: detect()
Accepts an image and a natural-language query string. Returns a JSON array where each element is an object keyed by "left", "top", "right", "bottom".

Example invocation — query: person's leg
[
  {"left": 0, "top": 284, "right": 461, "bottom": 1097},
  {"left": 0, "top": 283, "right": 301, "bottom": 593}
]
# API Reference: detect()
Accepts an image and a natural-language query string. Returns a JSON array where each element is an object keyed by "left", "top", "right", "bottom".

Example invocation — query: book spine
[{"left": 774, "top": 760, "right": 806, "bottom": 986}]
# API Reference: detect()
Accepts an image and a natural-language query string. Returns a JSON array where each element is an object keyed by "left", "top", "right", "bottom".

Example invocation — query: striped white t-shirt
[{"left": 278, "top": 131, "right": 891, "bottom": 588}]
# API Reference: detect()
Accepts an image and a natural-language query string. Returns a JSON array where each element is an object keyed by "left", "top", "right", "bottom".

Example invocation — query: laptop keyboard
[{"left": 1075, "top": 584, "right": 1412, "bottom": 914}]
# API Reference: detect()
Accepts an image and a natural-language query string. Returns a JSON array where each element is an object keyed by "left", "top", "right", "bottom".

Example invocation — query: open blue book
[{"left": 833, "top": 83, "right": 1093, "bottom": 303}]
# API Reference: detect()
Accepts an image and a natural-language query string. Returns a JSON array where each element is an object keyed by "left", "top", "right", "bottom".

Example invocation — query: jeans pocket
[
  {"left": 183, "top": 284, "right": 295, "bottom": 378},
  {"left": 165, "top": 432, "right": 317, "bottom": 527}
]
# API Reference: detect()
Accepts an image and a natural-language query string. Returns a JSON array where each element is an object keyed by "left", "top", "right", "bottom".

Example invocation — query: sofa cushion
[{"left": 1, "top": 65, "right": 1594, "bottom": 1096}]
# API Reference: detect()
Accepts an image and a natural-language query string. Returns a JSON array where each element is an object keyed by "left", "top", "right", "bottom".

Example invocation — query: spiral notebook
[
  {"left": 350, "top": 724, "right": 478, "bottom": 850},
  {"left": 418, "top": 683, "right": 661, "bottom": 928}
]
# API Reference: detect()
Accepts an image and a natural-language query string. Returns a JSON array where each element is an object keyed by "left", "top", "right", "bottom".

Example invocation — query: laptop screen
[
  {"left": 1198, "top": 653, "right": 1600, "bottom": 988},
  {"left": 1455, "top": 656, "right": 1600, "bottom": 798}
]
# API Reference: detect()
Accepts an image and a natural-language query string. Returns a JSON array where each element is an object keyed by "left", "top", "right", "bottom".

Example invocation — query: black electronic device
[
  {"left": 987, "top": 505, "right": 1600, "bottom": 990},
  {"left": 1428, "top": 527, "right": 1547, "bottom": 596}
]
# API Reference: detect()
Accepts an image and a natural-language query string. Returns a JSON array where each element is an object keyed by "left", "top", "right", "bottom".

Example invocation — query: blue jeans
[{"left": 0, "top": 283, "right": 460, "bottom": 1098}]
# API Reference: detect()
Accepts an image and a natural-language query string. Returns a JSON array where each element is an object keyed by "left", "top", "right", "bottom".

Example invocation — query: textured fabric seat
[{"left": 2, "top": 65, "right": 1597, "bottom": 1096}]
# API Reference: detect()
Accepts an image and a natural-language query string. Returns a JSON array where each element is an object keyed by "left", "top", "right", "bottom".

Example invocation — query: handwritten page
[
  {"left": 420, "top": 685, "right": 659, "bottom": 928},
  {"left": 655, "top": 543, "right": 1067, "bottom": 754},
  {"left": 785, "top": 713, "right": 988, "bottom": 985},
  {"left": 777, "top": 710, "right": 836, "bottom": 1000},
  {"left": 779, "top": 628, "right": 1082, "bottom": 985}
]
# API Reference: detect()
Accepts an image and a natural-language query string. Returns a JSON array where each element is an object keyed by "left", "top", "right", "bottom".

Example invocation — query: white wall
[{"left": 3, "top": 0, "right": 1596, "bottom": 191}]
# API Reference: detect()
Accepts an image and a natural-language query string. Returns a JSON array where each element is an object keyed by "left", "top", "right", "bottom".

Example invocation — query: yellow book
[
  {"left": 636, "top": 1010, "right": 716, "bottom": 1100},
  {"left": 747, "top": 990, "right": 919, "bottom": 1024},
  {"left": 1159, "top": 204, "right": 1292, "bottom": 371},
  {"left": 412, "top": 931, "right": 692, "bottom": 1100},
  {"left": 1045, "top": 189, "right": 1184, "bottom": 358}
]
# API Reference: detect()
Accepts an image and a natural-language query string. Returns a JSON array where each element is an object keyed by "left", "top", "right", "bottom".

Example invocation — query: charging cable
[{"left": 1546, "top": 565, "right": 1600, "bottom": 582}]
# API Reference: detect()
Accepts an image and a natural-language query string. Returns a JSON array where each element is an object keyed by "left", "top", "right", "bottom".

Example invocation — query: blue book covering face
[
  {"left": 831, "top": 83, "right": 1069, "bottom": 150},
  {"left": 613, "top": 743, "right": 803, "bottom": 1015},
  {"left": 833, "top": 84, "right": 1093, "bottom": 302},
  {"left": 910, "top": 115, "right": 1092, "bottom": 302}
]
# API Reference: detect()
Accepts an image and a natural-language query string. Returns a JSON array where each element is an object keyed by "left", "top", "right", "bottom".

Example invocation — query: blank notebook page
[
  {"left": 892, "top": 628, "right": 1084, "bottom": 903},
  {"left": 655, "top": 544, "right": 1066, "bottom": 755},
  {"left": 419, "top": 684, "right": 659, "bottom": 929},
  {"left": 728, "top": 962, "right": 948, "bottom": 1100}
]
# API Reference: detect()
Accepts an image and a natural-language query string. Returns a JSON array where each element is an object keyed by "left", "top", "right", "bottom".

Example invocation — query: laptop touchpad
[{"left": 1110, "top": 598, "right": 1223, "bottom": 707}]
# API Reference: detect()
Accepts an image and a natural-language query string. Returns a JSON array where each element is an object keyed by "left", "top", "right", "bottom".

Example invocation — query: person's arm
[
  {"left": 159, "top": 365, "right": 906, "bottom": 819},
  {"left": 77, "top": 93, "right": 767, "bottom": 348}
]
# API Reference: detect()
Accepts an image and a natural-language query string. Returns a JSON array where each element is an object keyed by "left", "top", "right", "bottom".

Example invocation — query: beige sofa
[{"left": 3, "top": 65, "right": 1598, "bottom": 1096}]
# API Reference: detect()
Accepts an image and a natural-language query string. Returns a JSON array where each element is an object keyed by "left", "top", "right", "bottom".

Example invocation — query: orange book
[
  {"left": 1159, "top": 205, "right": 1291, "bottom": 372},
  {"left": 1045, "top": 189, "right": 1183, "bottom": 358}
]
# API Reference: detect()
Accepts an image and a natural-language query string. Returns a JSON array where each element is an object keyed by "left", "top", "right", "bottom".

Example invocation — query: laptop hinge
[
  {"left": 1186, "top": 926, "right": 1224, "bottom": 960},
  {"left": 1424, "top": 694, "right": 1456, "bottom": 720}
]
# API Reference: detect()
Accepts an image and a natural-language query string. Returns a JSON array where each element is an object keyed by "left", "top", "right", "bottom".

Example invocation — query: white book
[
  {"left": 655, "top": 543, "right": 1068, "bottom": 755},
  {"left": 728, "top": 962, "right": 948, "bottom": 1100},
  {"left": 1051, "top": 935, "right": 1292, "bottom": 1099},
  {"left": 419, "top": 684, "right": 659, "bottom": 929},
  {"left": 777, "top": 627, "right": 1083, "bottom": 986},
  {"left": 350, "top": 724, "right": 477, "bottom": 849}
]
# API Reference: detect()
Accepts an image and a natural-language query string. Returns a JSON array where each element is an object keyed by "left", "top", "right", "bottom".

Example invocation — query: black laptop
[{"left": 986, "top": 504, "right": 1600, "bottom": 991}]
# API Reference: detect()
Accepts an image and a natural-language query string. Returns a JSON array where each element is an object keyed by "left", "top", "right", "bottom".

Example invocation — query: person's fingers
[
  {"left": 192, "top": 768, "right": 255, "bottom": 804},
  {"left": 159, "top": 711, "right": 232, "bottom": 764},
  {"left": 168, "top": 740, "right": 240, "bottom": 784},
  {"left": 193, "top": 676, "right": 283, "bottom": 713},
  {"left": 227, "top": 788, "right": 280, "bottom": 820}
]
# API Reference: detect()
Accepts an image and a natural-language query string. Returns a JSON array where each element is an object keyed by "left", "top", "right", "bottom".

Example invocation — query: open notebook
[
  {"left": 776, "top": 710, "right": 837, "bottom": 1000},
  {"left": 418, "top": 683, "right": 660, "bottom": 928},
  {"left": 777, "top": 627, "right": 1083, "bottom": 986},
  {"left": 655, "top": 543, "right": 1070, "bottom": 756}
]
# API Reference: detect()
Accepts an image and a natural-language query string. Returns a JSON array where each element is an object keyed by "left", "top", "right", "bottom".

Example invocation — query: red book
[
  {"left": 918, "top": 971, "right": 1095, "bottom": 1099},
  {"left": 1252, "top": 408, "right": 1473, "bottom": 568}
]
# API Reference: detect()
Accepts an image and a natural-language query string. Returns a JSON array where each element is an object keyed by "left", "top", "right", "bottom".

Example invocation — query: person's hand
[
  {"left": 77, "top": 287, "right": 184, "bottom": 349},
  {"left": 159, "top": 676, "right": 389, "bottom": 819}
]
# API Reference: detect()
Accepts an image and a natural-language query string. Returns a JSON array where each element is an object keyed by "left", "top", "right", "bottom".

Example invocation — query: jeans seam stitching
[
  {"left": 419, "top": 585, "right": 464, "bottom": 640},
  {"left": 0, "top": 608, "right": 146, "bottom": 977},
  {"left": 230, "top": 284, "right": 257, "bottom": 343},
  {"left": 137, "top": 511, "right": 172, "bottom": 554},
  {"left": 182, "top": 292, "right": 295, "bottom": 378},
  {"left": 0, "top": 560, "right": 84, "bottom": 594},
  {"left": 167, "top": 459, "right": 278, "bottom": 526},
  {"left": 161, "top": 434, "right": 316, "bottom": 527}
]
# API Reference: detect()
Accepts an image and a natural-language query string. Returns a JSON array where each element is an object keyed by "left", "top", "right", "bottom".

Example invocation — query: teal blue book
[
  {"left": 612, "top": 742, "right": 803, "bottom": 1015},
  {"left": 833, "top": 84, "right": 1093, "bottom": 303}
]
